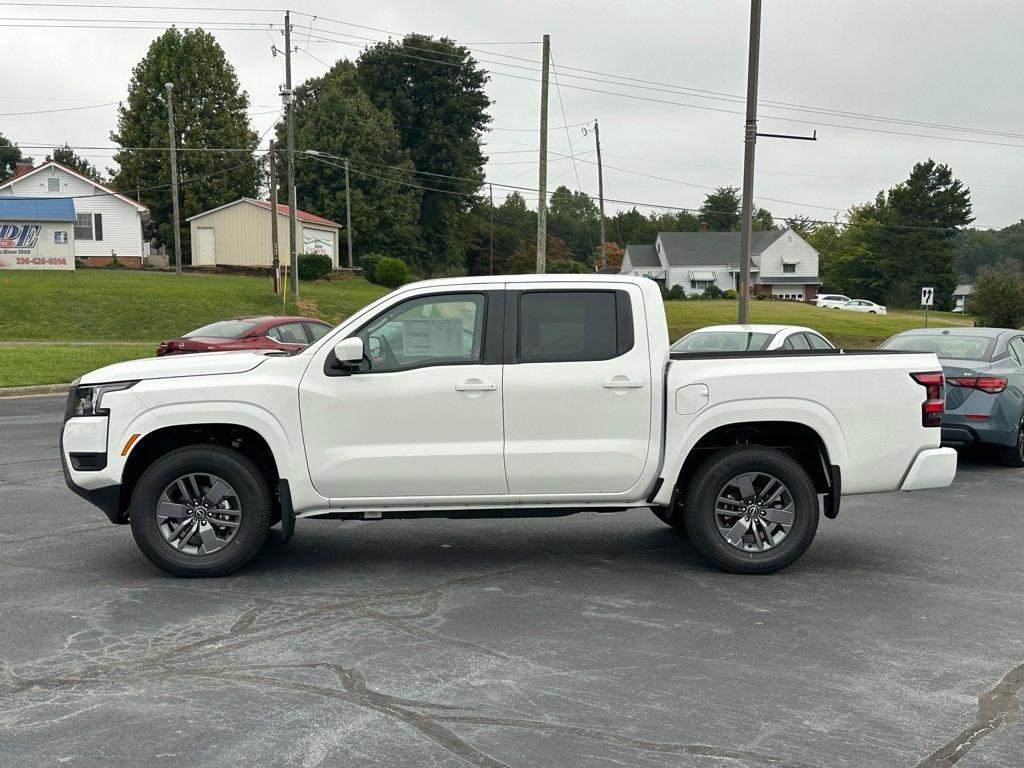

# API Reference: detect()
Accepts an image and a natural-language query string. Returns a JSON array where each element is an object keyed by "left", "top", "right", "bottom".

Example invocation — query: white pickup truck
[{"left": 61, "top": 275, "right": 957, "bottom": 577}]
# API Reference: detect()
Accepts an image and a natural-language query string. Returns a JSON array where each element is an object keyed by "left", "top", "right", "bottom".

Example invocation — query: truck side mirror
[{"left": 333, "top": 337, "right": 364, "bottom": 365}]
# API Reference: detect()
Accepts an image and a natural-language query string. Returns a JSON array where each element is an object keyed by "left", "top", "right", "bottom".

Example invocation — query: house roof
[
  {"left": 0, "top": 160, "right": 148, "bottom": 212},
  {"left": 657, "top": 229, "right": 788, "bottom": 267},
  {"left": 0, "top": 196, "right": 76, "bottom": 221},
  {"left": 623, "top": 244, "right": 660, "bottom": 268},
  {"left": 187, "top": 197, "right": 342, "bottom": 228}
]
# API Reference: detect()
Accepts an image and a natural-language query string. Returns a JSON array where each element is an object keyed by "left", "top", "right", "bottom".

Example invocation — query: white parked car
[
  {"left": 61, "top": 275, "right": 954, "bottom": 577},
  {"left": 816, "top": 294, "right": 851, "bottom": 308},
  {"left": 672, "top": 324, "right": 834, "bottom": 353},
  {"left": 838, "top": 299, "right": 887, "bottom": 315}
]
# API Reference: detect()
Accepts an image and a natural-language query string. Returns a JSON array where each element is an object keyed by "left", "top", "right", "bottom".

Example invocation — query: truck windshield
[
  {"left": 672, "top": 331, "right": 774, "bottom": 353},
  {"left": 882, "top": 334, "right": 995, "bottom": 361}
]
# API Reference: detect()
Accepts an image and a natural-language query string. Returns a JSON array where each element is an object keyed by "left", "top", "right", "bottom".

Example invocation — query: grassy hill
[{"left": 0, "top": 270, "right": 971, "bottom": 387}]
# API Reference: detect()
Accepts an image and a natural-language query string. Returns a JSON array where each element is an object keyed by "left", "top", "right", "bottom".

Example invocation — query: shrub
[
  {"left": 546, "top": 258, "right": 590, "bottom": 274},
  {"left": 754, "top": 292, "right": 769, "bottom": 301},
  {"left": 702, "top": 284, "right": 725, "bottom": 300},
  {"left": 972, "top": 259, "right": 1024, "bottom": 328},
  {"left": 297, "top": 253, "right": 332, "bottom": 281},
  {"left": 723, "top": 289, "right": 737, "bottom": 300},
  {"left": 360, "top": 252, "right": 384, "bottom": 282},
  {"left": 667, "top": 284, "right": 685, "bottom": 301},
  {"left": 373, "top": 256, "right": 410, "bottom": 288}
]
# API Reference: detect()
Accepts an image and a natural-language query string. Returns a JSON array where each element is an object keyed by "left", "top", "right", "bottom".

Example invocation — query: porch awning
[{"left": 688, "top": 270, "right": 717, "bottom": 281}]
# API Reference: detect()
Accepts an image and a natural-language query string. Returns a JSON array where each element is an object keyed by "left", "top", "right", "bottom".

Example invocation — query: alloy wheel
[
  {"left": 155, "top": 473, "right": 242, "bottom": 556},
  {"left": 714, "top": 472, "right": 796, "bottom": 553}
]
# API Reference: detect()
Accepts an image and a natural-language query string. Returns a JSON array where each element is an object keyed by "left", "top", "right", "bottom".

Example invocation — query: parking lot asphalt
[{"left": 1, "top": 395, "right": 1022, "bottom": 768}]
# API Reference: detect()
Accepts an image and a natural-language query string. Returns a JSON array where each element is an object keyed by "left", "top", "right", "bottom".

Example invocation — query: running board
[{"left": 300, "top": 506, "right": 642, "bottom": 521}]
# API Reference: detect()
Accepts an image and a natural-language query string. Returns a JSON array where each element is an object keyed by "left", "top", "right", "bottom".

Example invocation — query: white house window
[
  {"left": 690, "top": 279, "right": 713, "bottom": 290},
  {"left": 47, "top": 177, "right": 61, "bottom": 193},
  {"left": 783, "top": 263, "right": 796, "bottom": 273},
  {"left": 74, "top": 214, "right": 93, "bottom": 240}
]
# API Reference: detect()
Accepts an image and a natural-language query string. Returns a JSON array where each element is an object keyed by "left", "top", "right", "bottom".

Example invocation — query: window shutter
[{"left": 94, "top": 214, "right": 103, "bottom": 241}]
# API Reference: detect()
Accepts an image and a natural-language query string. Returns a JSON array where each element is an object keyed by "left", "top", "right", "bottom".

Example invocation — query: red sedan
[{"left": 156, "top": 316, "right": 334, "bottom": 357}]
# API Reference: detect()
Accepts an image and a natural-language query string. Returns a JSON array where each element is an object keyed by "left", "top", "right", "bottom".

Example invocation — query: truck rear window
[{"left": 518, "top": 291, "right": 631, "bottom": 363}]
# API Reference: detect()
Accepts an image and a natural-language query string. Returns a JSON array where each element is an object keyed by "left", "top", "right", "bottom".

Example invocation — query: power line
[
  {"left": 548, "top": 51, "right": 593, "bottom": 251},
  {"left": 0, "top": 101, "right": 119, "bottom": 117}
]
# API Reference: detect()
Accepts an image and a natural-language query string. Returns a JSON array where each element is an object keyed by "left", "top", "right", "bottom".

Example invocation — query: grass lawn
[
  {"left": 0, "top": 269, "right": 390, "bottom": 342},
  {"left": 0, "top": 344, "right": 155, "bottom": 388},
  {"left": 0, "top": 269, "right": 972, "bottom": 386}
]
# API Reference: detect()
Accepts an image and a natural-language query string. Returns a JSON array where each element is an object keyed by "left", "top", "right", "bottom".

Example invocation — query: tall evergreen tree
[
  {"left": 0, "top": 134, "right": 29, "bottom": 179},
  {"left": 281, "top": 61, "right": 421, "bottom": 264},
  {"left": 699, "top": 186, "right": 741, "bottom": 231},
  {"left": 111, "top": 27, "right": 259, "bottom": 258},
  {"left": 357, "top": 34, "right": 491, "bottom": 274}
]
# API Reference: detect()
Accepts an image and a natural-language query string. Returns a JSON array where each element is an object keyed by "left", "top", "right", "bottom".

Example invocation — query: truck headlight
[{"left": 65, "top": 380, "right": 139, "bottom": 420}]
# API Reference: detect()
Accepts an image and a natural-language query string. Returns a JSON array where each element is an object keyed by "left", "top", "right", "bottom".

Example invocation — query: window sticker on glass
[{"left": 403, "top": 318, "right": 465, "bottom": 358}]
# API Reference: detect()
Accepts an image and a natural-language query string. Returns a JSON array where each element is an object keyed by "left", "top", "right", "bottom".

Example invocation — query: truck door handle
[
  {"left": 603, "top": 378, "right": 644, "bottom": 389},
  {"left": 455, "top": 380, "right": 497, "bottom": 392}
]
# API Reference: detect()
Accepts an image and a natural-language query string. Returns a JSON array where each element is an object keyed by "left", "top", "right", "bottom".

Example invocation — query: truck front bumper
[
  {"left": 900, "top": 447, "right": 958, "bottom": 491},
  {"left": 60, "top": 425, "right": 125, "bottom": 524}
]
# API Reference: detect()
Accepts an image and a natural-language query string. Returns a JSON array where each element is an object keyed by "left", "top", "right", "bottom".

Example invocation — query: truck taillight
[
  {"left": 911, "top": 371, "right": 945, "bottom": 427},
  {"left": 948, "top": 375, "right": 1007, "bottom": 394}
]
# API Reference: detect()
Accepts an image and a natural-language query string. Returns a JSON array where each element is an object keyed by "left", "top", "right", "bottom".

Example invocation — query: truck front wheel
[
  {"left": 682, "top": 446, "right": 819, "bottom": 574},
  {"left": 129, "top": 445, "right": 272, "bottom": 577}
]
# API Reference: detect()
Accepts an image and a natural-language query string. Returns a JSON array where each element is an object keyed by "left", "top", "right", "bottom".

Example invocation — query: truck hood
[{"left": 79, "top": 350, "right": 269, "bottom": 385}]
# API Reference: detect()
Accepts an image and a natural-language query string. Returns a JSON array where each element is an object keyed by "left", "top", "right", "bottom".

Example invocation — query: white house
[
  {"left": 0, "top": 161, "right": 149, "bottom": 267},
  {"left": 620, "top": 227, "right": 821, "bottom": 299}
]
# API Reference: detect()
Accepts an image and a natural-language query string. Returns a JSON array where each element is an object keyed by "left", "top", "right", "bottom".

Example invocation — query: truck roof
[{"left": 403, "top": 273, "right": 651, "bottom": 290}]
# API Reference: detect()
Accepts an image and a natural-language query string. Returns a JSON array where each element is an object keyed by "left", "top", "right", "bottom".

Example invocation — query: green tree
[
  {"left": 954, "top": 221, "right": 1024, "bottom": 277},
  {"left": 610, "top": 207, "right": 657, "bottom": 244},
  {"left": 46, "top": 143, "right": 103, "bottom": 182},
  {"left": 648, "top": 209, "right": 700, "bottom": 233},
  {"left": 357, "top": 34, "right": 491, "bottom": 274},
  {"left": 0, "top": 134, "right": 29, "bottom": 179},
  {"left": 111, "top": 27, "right": 259, "bottom": 260},
  {"left": 281, "top": 60, "right": 421, "bottom": 264},
  {"left": 971, "top": 259, "right": 1024, "bottom": 328},
  {"left": 548, "top": 185, "right": 598, "bottom": 261},
  {"left": 752, "top": 206, "right": 776, "bottom": 231},
  {"left": 699, "top": 186, "right": 741, "bottom": 231}
]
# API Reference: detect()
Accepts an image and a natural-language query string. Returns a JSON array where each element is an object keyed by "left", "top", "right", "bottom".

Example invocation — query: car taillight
[
  {"left": 948, "top": 375, "right": 1007, "bottom": 394},
  {"left": 911, "top": 371, "right": 945, "bottom": 427}
]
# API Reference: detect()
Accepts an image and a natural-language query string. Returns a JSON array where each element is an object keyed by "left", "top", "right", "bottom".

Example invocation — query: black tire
[
  {"left": 650, "top": 505, "right": 688, "bottom": 536},
  {"left": 995, "top": 418, "right": 1024, "bottom": 468},
  {"left": 682, "top": 446, "right": 819, "bottom": 574},
  {"left": 129, "top": 445, "right": 272, "bottom": 577}
]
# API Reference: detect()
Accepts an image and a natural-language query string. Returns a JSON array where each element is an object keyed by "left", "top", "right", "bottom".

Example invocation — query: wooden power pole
[
  {"left": 284, "top": 10, "right": 298, "bottom": 299},
  {"left": 488, "top": 182, "right": 494, "bottom": 275},
  {"left": 738, "top": 0, "right": 762, "bottom": 323},
  {"left": 344, "top": 157, "right": 353, "bottom": 269},
  {"left": 165, "top": 82, "right": 182, "bottom": 275},
  {"left": 594, "top": 119, "right": 606, "bottom": 270},
  {"left": 269, "top": 139, "right": 280, "bottom": 294},
  {"left": 535, "top": 33, "right": 550, "bottom": 274}
]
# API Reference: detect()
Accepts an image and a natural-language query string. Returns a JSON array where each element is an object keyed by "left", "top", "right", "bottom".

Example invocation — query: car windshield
[
  {"left": 882, "top": 334, "right": 995, "bottom": 361},
  {"left": 185, "top": 320, "right": 260, "bottom": 339},
  {"left": 672, "top": 330, "right": 774, "bottom": 353}
]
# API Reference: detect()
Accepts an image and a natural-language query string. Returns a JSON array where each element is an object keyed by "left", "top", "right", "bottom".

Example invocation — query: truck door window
[
  {"left": 355, "top": 293, "right": 485, "bottom": 373},
  {"left": 518, "top": 290, "right": 629, "bottom": 363}
]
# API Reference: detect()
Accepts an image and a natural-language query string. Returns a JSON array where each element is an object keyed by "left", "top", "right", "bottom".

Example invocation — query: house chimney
[
  {"left": 698, "top": 221, "right": 709, "bottom": 232},
  {"left": 14, "top": 161, "right": 34, "bottom": 177}
]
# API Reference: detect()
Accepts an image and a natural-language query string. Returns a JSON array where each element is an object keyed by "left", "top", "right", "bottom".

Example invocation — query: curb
[{"left": 0, "top": 383, "right": 72, "bottom": 399}]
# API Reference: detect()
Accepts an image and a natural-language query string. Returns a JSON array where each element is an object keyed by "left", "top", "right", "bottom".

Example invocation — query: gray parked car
[{"left": 880, "top": 328, "right": 1024, "bottom": 466}]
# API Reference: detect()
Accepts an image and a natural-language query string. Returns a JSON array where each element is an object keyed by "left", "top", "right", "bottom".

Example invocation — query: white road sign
[{"left": 921, "top": 286, "right": 935, "bottom": 307}]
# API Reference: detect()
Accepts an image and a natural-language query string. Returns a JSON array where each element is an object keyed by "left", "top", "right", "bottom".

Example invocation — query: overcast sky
[{"left": 3, "top": 0, "right": 1022, "bottom": 229}]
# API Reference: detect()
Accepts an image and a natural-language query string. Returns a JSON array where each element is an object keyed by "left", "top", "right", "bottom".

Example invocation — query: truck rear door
[{"left": 501, "top": 284, "right": 654, "bottom": 495}]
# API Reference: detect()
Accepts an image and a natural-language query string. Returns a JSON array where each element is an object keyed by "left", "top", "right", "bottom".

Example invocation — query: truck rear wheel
[
  {"left": 682, "top": 446, "right": 819, "bottom": 574},
  {"left": 129, "top": 445, "right": 272, "bottom": 577}
]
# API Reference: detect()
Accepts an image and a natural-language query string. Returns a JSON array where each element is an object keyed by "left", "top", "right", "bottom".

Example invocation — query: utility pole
[
  {"left": 284, "top": 10, "right": 298, "bottom": 299},
  {"left": 269, "top": 139, "right": 280, "bottom": 294},
  {"left": 344, "top": 157, "right": 353, "bottom": 269},
  {"left": 737, "top": 0, "right": 761, "bottom": 323},
  {"left": 535, "top": 33, "right": 550, "bottom": 274},
  {"left": 488, "top": 182, "right": 494, "bottom": 275},
  {"left": 594, "top": 119, "right": 606, "bottom": 270},
  {"left": 165, "top": 82, "right": 182, "bottom": 275}
]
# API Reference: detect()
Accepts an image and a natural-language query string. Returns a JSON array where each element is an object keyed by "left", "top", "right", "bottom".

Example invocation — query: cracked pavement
[{"left": 1, "top": 395, "right": 1023, "bottom": 767}]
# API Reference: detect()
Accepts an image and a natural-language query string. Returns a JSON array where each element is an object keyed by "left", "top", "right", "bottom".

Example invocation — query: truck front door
[{"left": 299, "top": 290, "right": 507, "bottom": 500}]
